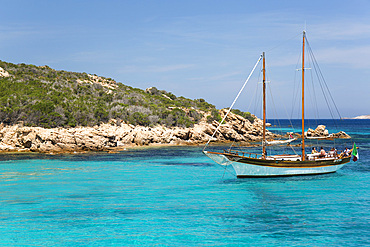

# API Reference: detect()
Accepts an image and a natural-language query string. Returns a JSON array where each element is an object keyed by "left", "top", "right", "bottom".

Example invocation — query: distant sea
[{"left": 0, "top": 119, "right": 369, "bottom": 246}]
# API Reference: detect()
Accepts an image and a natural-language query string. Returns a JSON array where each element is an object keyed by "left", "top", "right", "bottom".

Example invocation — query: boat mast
[
  {"left": 301, "top": 31, "right": 306, "bottom": 161},
  {"left": 262, "top": 52, "right": 266, "bottom": 158}
]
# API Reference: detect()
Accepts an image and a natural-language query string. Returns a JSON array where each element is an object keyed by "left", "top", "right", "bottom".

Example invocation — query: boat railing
[
  {"left": 223, "top": 149, "right": 261, "bottom": 159},
  {"left": 224, "top": 149, "right": 346, "bottom": 161},
  {"left": 307, "top": 151, "right": 342, "bottom": 160}
]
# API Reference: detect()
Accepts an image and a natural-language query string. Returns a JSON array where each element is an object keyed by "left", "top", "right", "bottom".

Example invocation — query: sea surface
[{"left": 0, "top": 120, "right": 369, "bottom": 246}]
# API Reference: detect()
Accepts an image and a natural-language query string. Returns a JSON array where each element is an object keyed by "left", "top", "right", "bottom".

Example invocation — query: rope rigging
[
  {"left": 305, "top": 37, "right": 343, "bottom": 135},
  {"left": 205, "top": 31, "right": 351, "bottom": 158},
  {"left": 202, "top": 31, "right": 353, "bottom": 177},
  {"left": 203, "top": 55, "right": 262, "bottom": 151}
]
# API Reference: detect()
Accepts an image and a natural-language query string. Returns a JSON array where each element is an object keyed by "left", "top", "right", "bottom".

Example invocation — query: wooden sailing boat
[{"left": 203, "top": 31, "right": 352, "bottom": 177}]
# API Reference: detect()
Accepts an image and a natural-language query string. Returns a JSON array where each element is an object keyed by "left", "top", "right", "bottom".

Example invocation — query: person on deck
[
  {"left": 311, "top": 147, "right": 318, "bottom": 154},
  {"left": 344, "top": 147, "right": 350, "bottom": 157},
  {"left": 319, "top": 147, "right": 326, "bottom": 157},
  {"left": 328, "top": 147, "right": 337, "bottom": 158}
]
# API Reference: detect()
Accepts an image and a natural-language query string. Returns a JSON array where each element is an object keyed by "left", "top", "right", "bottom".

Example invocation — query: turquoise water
[{"left": 0, "top": 120, "right": 369, "bottom": 246}]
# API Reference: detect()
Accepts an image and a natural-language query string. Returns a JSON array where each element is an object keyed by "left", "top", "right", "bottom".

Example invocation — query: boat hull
[
  {"left": 204, "top": 151, "right": 351, "bottom": 177},
  {"left": 232, "top": 162, "right": 345, "bottom": 177}
]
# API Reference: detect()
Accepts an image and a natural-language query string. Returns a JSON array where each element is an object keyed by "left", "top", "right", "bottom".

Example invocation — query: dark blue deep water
[{"left": 0, "top": 120, "right": 369, "bottom": 246}]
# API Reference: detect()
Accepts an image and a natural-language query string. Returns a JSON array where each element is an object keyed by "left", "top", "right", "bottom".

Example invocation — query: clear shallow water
[{"left": 0, "top": 120, "right": 369, "bottom": 246}]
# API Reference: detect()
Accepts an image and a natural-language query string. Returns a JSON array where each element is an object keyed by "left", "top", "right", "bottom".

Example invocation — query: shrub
[
  {"left": 207, "top": 109, "right": 221, "bottom": 123},
  {"left": 231, "top": 108, "right": 255, "bottom": 123},
  {"left": 0, "top": 60, "right": 224, "bottom": 128}
]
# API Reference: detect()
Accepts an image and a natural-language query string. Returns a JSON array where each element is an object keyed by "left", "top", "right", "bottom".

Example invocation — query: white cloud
[
  {"left": 118, "top": 64, "right": 194, "bottom": 73},
  {"left": 263, "top": 44, "right": 370, "bottom": 70},
  {"left": 307, "top": 21, "right": 370, "bottom": 41},
  {"left": 0, "top": 25, "right": 40, "bottom": 42},
  {"left": 314, "top": 45, "right": 370, "bottom": 69}
]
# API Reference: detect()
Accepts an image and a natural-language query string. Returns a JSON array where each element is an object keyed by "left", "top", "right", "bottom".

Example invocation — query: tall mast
[
  {"left": 262, "top": 52, "right": 266, "bottom": 158},
  {"left": 301, "top": 31, "right": 306, "bottom": 161}
]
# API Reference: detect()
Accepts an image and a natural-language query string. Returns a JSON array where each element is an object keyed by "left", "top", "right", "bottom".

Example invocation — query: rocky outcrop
[
  {"left": 0, "top": 111, "right": 272, "bottom": 153},
  {"left": 77, "top": 74, "right": 117, "bottom": 90},
  {"left": 331, "top": 131, "right": 351, "bottom": 139},
  {"left": 0, "top": 113, "right": 351, "bottom": 153},
  {"left": 217, "top": 109, "right": 279, "bottom": 142},
  {"left": 0, "top": 67, "right": 10, "bottom": 77},
  {"left": 306, "top": 125, "right": 329, "bottom": 137},
  {"left": 305, "top": 125, "right": 351, "bottom": 139}
]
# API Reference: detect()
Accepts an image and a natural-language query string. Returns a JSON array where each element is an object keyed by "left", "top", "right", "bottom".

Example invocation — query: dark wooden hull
[{"left": 221, "top": 152, "right": 351, "bottom": 168}]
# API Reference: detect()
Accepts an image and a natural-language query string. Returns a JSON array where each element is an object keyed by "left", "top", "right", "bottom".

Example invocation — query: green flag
[{"left": 352, "top": 143, "right": 359, "bottom": 161}]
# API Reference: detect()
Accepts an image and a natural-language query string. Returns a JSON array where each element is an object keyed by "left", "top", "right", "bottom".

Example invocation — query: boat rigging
[{"left": 203, "top": 31, "right": 356, "bottom": 177}]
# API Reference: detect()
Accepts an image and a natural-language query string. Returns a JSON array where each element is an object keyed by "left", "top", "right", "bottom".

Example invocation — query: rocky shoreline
[
  {"left": 0, "top": 109, "right": 351, "bottom": 154},
  {"left": 0, "top": 110, "right": 277, "bottom": 154}
]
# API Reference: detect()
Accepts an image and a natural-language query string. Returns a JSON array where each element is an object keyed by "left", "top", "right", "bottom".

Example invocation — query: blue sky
[{"left": 0, "top": 0, "right": 369, "bottom": 118}]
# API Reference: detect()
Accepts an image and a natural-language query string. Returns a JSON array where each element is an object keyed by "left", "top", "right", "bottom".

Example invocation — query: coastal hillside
[
  {"left": 0, "top": 61, "right": 349, "bottom": 153},
  {"left": 352, "top": 115, "right": 370, "bottom": 119},
  {"left": 0, "top": 60, "right": 254, "bottom": 128}
]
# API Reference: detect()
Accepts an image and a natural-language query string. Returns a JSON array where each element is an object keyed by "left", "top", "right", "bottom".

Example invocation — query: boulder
[
  {"left": 331, "top": 131, "right": 351, "bottom": 139},
  {"left": 306, "top": 125, "right": 329, "bottom": 137}
]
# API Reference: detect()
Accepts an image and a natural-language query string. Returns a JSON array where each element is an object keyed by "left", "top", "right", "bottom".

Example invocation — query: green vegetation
[
  {"left": 207, "top": 109, "right": 222, "bottom": 123},
  {"left": 230, "top": 108, "right": 255, "bottom": 123},
  {"left": 0, "top": 60, "right": 223, "bottom": 128}
]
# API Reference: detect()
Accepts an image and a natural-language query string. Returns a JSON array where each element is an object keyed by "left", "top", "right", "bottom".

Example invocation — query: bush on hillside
[{"left": 0, "top": 60, "right": 223, "bottom": 128}]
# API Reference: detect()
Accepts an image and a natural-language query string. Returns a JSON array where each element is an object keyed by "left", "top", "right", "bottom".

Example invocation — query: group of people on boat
[
  {"left": 311, "top": 147, "right": 326, "bottom": 157},
  {"left": 311, "top": 146, "right": 351, "bottom": 159}
]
